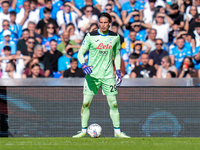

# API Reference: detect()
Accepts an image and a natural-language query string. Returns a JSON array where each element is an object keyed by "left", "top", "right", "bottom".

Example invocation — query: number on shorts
[{"left": 110, "top": 85, "right": 117, "bottom": 92}]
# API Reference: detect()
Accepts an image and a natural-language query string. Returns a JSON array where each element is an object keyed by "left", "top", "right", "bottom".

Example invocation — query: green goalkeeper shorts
[{"left": 83, "top": 75, "right": 118, "bottom": 96}]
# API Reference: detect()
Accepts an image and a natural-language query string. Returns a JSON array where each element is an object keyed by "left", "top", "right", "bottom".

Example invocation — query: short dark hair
[
  {"left": 129, "top": 29, "right": 136, "bottom": 33},
  {"left": 105, "top": 4, "right": 112, "bottom": 7},
  {"left": 2, "top": 1, "right": 9, "bottom": 5},
  {"left": 70, "top": 57, "right": 78, "bottom": 63},
  {"left": 170, "top": 4, "right": 179, "bottom": 10},
  {"left": 50, "top": 39, "right": 57, "bottom": 43},
  {"left": 112, "top": 22, "right": 119, "bottom": 28},
  {"left": 31, "top": 63, "right": 40, "bottom": 69},
  {"left": 10, "top": 11, "right": 17, "bottom": 16},
  {"left": 167, "top": 71, "right": 176, "bottom": 78},
  {"left": 45, "top": 0, "right": 51, "bottom": 3},
  {"left": 176, "top": 36, "right": 184, "bottom": 41},
  {"left": 4, "top": 46, "right": 11, "bottom": 51},
  {"left": 98, "top": 13, "right": 112, "bottom": 23},
  {"left": 43, "top": 7, "right": 51, "bottom": 13},
  {"left": 23, "top": 28, "right": 30, "bottom": 33},
  {"left": 2, "top": 20, "right": 9, "bottom": 24},
  {"left": 28, "top": 0, "right": 37, "bottom": 4},
  {"left": 149, "top": 0, "right": 156, "bottom": 3},
  {"left": 8, "top": 60, "right": 16, "bottom": 71},
  {"left": 129, "top": 53, "right": 139, "bottom": 59},
  {"left": 27, "top": 37, "right": 35, "bottom": 41},
  {"left": 66, "top": 22, "right": 75, "bottom": 29}
]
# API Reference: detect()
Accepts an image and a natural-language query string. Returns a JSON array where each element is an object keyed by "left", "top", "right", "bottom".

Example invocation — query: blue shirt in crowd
[
  {"left": 169, "top": 45, "right": 192, "bottom": 69},
  {"left": 15, "top": 0, "right": 25, "bottom": 13},
  {"left": 0, "top": 29, "right": 20, "bottom": 44},
  {"left": 192, "top": 46, "right": 200, "bottom": 69},
  {"left": 42, "top": 35, "right": 61, "bottom": 51},
  {"left": 73, "top": 0, "right": 98, "bottom": 9},
  {"left": 0, "top": 40, "right": 16, "bottom": 55},
  {"left": 122, "top": 1, "right": 143, "bottom": 23}
]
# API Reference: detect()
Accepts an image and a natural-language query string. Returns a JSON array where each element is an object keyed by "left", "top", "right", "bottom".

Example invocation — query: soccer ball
[{"left": 87, "top": 124, "right": 102, "bottom": 138}]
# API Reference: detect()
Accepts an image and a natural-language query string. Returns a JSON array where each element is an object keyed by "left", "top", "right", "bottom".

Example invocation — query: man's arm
[
  {"left": 121, "top": 10, "right": 127, "bottom": 23},
  {"left": 130, "top": 72, "right": 136, "bottom": 78},
  {"left": 15, "top": 55, "right": 31, "bottom": 66},
  {"left": 67, "top": 2, "right": 82, "bottom": 18},
  {"left": 165, "top": 14, "right": 174, "bottom": 27}
]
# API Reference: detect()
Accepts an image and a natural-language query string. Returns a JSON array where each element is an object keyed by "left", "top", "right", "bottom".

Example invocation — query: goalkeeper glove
[
  {"left": 81, "top": 63, "right": 92, "bottom": 75},
  {"left": 116, "top": 70, "right": 122, "bottom": 86}
]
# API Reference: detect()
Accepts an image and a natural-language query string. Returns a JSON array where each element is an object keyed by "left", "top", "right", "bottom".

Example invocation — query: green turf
[{"left": 0, "top": 137, "right": 200, "bottom": 150}]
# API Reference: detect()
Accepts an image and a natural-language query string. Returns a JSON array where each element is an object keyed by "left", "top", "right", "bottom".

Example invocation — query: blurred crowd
[{"left": 0, "top": 0, "right": 200, "bottom": 78}]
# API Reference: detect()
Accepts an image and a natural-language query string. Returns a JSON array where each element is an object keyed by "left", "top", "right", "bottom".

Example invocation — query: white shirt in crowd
[
  {"left": 96, "top": 0, "right": 108, "bottom": 10},
  {"left": 143, "top": 9, "right": 154, "bottom": 24},
  {"left": 56, "top": 10, "right": 79, "bottom": 34},
  {"left": 1, "top": 55, "right": 25, "bottom": 79},
  {"left": 16, "top": 8, "right": 39, "bottom": 29},
  {"left": 152, "top": 23, "right": 170, "bottom": 43}
]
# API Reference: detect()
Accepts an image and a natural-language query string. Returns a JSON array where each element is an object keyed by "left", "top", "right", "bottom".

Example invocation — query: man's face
[
  {"left": 22, "top": 31, "right": 30, "bottom": 40},
  {"left": 32, "top": 66, "right": 40, "bottom": 76},
  {"left": 44, "top": 12, "right": 51, "bottom": 20},
  {"left": 99, "top": 17, "right": 111, "bottom": 33},
  {"left": 26, "top": 38, "right": 35, "bottom": 49},
  {"left": 177, "top": 39, "right": 185, "bottom": 49},
  {"left": 133, "top": 12, "right": 140, "bottom": 21},
  {"left": 4, "top": 35, "right": 10, "bottom": 41},
  {"left": 70, "top": 61, "right": 78, "bottom": 70},
  {"left": 23, "top": 1, "right": 30, "bottom": 11},
  {"left": 34, "top": 48, "right": 43, "bottom": 58},
  {"left": 133, "top": 25, "right": 140, "bottom": 32},
  {"left": 85, "top": 6, "right": 93, "bottom": 17},
  {"left": 50, "top": 41, "right": 57, "bottom": 51},
  {"left": 156, "top": 13, "right": 164, "bottom": 24},
  {"left": 63, "top": 32, "right": 69, "bottom": 42},
  {"left": 129, "top": 32, "right": 136, "bottom": 42},
  {"left": 2, "top": 2, "right": 9, "bottom": 13},
  {"left": 130, "top": 0, "right": 135, "bottom": 4},
  {"left": 195, "top": 27, "right": 200, "bottom": 35},
  {"left": 141, "top": 54, "right": 149, "bottom": 66},
  {"left": 30, "top": 1, "right": 36, "bottom": 11},
  {"left": 28, "top": 23, "right": 35, "bottom": 32},
  {"left": 64, "top": 4, "right": 71, "bottom": 13},
  {"left": 105, "top": 6, "right": 112, "bottom": 13},
  {"left": 10, "top": 14, "right": 16, "bottom": 22},
  {"left": 169, "top": 9, "right": 178, "bottom": 15},
  {"left": 111, "top": 26, "right": 118, "bottom": 33},
  {"left": 155, "top": 40, "right": 163, "bottom": 50},
  {"left": 2, "top": 21, "right": 9, "bottom": 30},
  {"left": 150, "top": 30, "right": 156, "bottom": 40},
  {"left": 149, "top": 2, "right": 155, "bottom": 9},
  {"left": 46, "top": 1, "right": 52, "bottom": 9},
  {"left": 4, "top": 50, "right": 11, "bottom": 57},
  {"left": 195, "top": 0, "right": 200, "bottom": 6},
  {"left": 5, "top": 63, "right": 12, "bottom": 72}
]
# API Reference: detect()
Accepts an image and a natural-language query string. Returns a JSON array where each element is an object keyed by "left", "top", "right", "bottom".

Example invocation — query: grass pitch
[{"left": 0, "top": 137, "right": 200, "bottom": 150}]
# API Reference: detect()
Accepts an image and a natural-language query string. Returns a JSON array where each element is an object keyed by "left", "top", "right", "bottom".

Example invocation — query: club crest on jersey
[
  {"left": 96, "top": 43, "right": 112, "bottom": 49},
  {"left": 82, "top": 40, "right": 85, "bottom": 45}
]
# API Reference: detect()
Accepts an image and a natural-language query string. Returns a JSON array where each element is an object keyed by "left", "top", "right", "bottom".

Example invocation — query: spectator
[
  {"left": 39, "top": 0, "right": 59, "bottom": 20},
  {"left": 88, "top": 23, "right": 98, "bottom": 32},
  {"left": 28, "top": 22, "right": 42, "bottom": 44},
  {"left": 151, "top": 13, "right": 174, "bottom": 49},
  {"left": 169, "top": 4, "right": 184, "bottom": 30},
  {"left": 178, "top": 56, "right": 200, "bottom": 78},
  {"left": 78, "top": 5, "right": 98, "bottom": 36},
  {"left": 156, "top": 56, "right": 177, "bottom": 78},
  {"left": 18, "top": 37, "right": 35, "bottom": 57},
  {"left": 130, "top": 53, "right": 157, "bottom": 78},
  {"left": 75, "top": 0, "right": 101, "bottom": 13},
  {"left": 9, "top": 11, "right": 22, "bottom": 43},
  {"left": 33, "top": 44, "right": 51, "bottom": 77},
  {"left": 62, "top": 57, "right": 85, "bottom": 78},
  {"left": 149, "top": 39, "right": 169, "bottom": 70},
  {"left": 107, "top": 0, "right": 121, "bottom": 18},
  {"left": 57, "top": 2, "right": 82, "bottom": 34},
  {"left": 66, "top": 23, "right": 83, "bottom": 44},
  {"left": 23, "top": 57, "right": 45, "bottom": 77},
  {"left": 14, "top": 0, "right": 25, "bottom": 13},
  {"left": 166, "top": 70, "right": 176, "bottom": 78},
  {"left": 16, "top": 29, "right": 38, "bottom": 54},
  {"left": 36, "top": 8, "right": 58, "bottom": 35},
  {"left": 42, "top": 22, "right": 61, "bottom": 52},
  {"left": 0, "top": 30, "right": 16, "bottom": 55},
  {"left": 193, "top": 45, "right": 200, "bottom": 70},
  {"left": 124, "top": 10, "right": 141, "bottom": 26},
  {"left": 0, "top": 1, "right": 10, "bottom": 25},
  {"left": 179, "top": 0, "right": 192, "bottom": 13},
  {"left": 191, "top": 23, "right": 200, "bottom": 48},
  {"left": 44, "top": 39, "right": 62, "bottom": 72},
  {"left": 125, "top": 53, "right": 140, "bottom": 76},
  {"left": 16, "top": 1, "right": 38, "bottom": 29},
  {"left": 185, "top": 0, "right": 200, "bottom": 18},
  {"left": 1, "top": 55, "right": 31, "bottom": 78},
  {"left": 121, "top": 0, "right": 143, "bottom": 23},
  {"left": 57, "top": 30, "right": 79, "bottom": 55},
  {"left": 143, "top": 0, "right": 155, "bottom": 24},
  {"left": 111, "top": 22, "right": 124, "bottom": 44},
  {"left": 0, "top": 46, "right": 12, "bottom": 74},
  {"left": 29, "top": 0, "right": 40, "bottom": 22},
  {"left": 144, "top": 29, "right": 157, "bottom": 52},
  {"left": 169, "top": 37, "right": 192, "bottom": 69},
  {"left": 26, "top": 64, "right": 45, "bottom": 78}
]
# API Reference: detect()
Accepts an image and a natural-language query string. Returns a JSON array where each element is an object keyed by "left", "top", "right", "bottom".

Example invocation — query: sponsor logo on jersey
[
  {"left": 95, "top": 39, "right": 99, "bottom": 42},
  {"left": 96, "top": 43, "right": 112, "bottom": 49},
  {"left": 99, "top": 51, "right": 108, "bottom": 55}
]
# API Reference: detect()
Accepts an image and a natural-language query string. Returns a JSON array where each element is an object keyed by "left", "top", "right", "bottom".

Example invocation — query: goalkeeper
[{"left": 73, "top": 13, "right": 130, "bottom": 138}]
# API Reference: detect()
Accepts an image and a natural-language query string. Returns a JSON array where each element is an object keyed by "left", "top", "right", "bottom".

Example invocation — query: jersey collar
[{"left": 97, "top": 29, "right": 109, "bottom": 36}]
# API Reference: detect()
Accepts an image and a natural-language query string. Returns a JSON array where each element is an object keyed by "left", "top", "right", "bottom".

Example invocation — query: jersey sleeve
[
  {"left": 114, "top": 35, "right": 121, "bottom": 70},
  {"left": 193, "top": 47, "right": 200, "bottom": 56},
  {"left": 78, "top": 33, "right": 91, "bottom": 64}
]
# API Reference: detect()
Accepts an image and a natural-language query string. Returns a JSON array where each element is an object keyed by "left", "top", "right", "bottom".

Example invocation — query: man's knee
[
  {"left": 112, "top": 101, "right": 118, "bottom": 108},
  {"left": 82, "top": 101, "right": 91, "bottom": 108}
]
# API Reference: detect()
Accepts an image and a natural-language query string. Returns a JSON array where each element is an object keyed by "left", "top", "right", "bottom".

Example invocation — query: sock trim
[
  {"left": 114, "top": 127, "right": 120, "bottom": 129},
  {"left": 82, "top": 127, "right": 87, "bottom": 129}
]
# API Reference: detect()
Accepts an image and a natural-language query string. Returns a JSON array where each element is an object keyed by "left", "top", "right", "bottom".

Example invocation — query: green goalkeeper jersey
[{"left": 78, "top": 29, "right": 121, "bottom": 79}]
